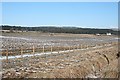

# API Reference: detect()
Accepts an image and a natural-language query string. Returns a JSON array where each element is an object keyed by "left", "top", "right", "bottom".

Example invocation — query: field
[{"left": 0, "top": 31, "right": 119, "bottom": 78}]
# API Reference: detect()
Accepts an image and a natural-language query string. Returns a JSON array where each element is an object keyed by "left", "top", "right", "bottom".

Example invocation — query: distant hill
[
  {"left": 111, "top": 28, "right": 119, "bottom": 31},
  {"left": 0, "top": 25, "right": 119, "bottom": 35}
]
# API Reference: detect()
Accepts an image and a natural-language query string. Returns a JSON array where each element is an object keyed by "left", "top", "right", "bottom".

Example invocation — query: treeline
[{"left": 1, "top": 25, "right": 119, "bottom": 35}]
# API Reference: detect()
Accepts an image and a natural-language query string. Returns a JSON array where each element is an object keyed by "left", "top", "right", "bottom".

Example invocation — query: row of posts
[{"left": 5, "top": 42, "right": 117, "bottom": 62}]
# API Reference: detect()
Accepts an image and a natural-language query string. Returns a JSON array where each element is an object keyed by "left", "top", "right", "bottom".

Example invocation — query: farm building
[
  {"left": 96, "top": 33, "right": 101, "bottom": 36},
  {"left": 106, "top": 33, "right": 112, "bottom": 36}
]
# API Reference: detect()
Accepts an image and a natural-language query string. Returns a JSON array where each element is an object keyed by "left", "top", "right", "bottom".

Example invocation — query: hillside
[{"left": 0, "top": 25, "right": 119, "bottom": 35}]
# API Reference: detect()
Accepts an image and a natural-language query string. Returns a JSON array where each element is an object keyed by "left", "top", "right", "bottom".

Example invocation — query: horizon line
[{"left": 1, "top": 24, "right": 118, "bottom": 29}]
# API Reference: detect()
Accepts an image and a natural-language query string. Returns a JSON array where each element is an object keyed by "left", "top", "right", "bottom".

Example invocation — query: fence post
[
  {"left": 83, "top": 44, "right": 85, "bottom": 49},
  {"left": 98, "top": 43, "right": 100, "bottom": 46},
  {"left": 6, "top": 49, "right": 8, "bottom": 62},
  {"left": 33, "top": 45, "right": 35, "bottom": 56},
  {"left": 111, "top": 42, "right": 114, "bottom": 45},
  {"left": 98, "top": 44, "right": 100, "bottom": 46},
  {"left": 64, "top": 46, "right": 65, "bottom": 53},
  {"left": 73, "top": 45, "right": 76, "bottom": 51},
  {"left": 104, "top": 43, "right": 106, "bottom": 46},
  {"left": 72, "top": 46, "right": 74, "bottom": 52},
  {"left": 81, "top": 44, "right": 82, "bottom": 49},
  {"left": 21, "top": 47, "right": 23, "bottom": 58},
  {"left": 110, "top": 42, "right": 112, "bottom": 45},
  {"left": 77, "top": 44, "right": 79, "bottom": 49},
  {"left": 69, "top": 46, "right": 70, "bottom": 52},
  {"left": 86, "top": 45, "right": 88, "bottom": 49},
  {"left": 102, "top": 43, "right": 104, "bottom": 47},
  {"left": 58, "top": 46, "right": 59, "bottom": 53},
  {"left": 96, "top": 44, "right": 97, "bottom": 47},
  {"left": 43, "top": 45, "right": 45, "bottom": 53},
  {"left": 51, "top": 45, "right": 52, "bottom": 54}
]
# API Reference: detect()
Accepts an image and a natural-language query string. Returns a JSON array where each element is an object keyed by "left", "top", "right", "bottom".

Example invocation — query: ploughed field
[
  {"left": 1, "top": 32, "right": 118, "bottom": 53},
  {"left": 0, "top": 32, "right": 119, "bottom": 78}
]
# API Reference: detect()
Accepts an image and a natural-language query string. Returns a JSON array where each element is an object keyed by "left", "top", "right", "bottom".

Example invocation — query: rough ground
[
  {"left": 2, "top": 43, "right": 119, "bottom": 78},
  {"left": 1, "top": 32, "right": 118, "bottom": 50}
]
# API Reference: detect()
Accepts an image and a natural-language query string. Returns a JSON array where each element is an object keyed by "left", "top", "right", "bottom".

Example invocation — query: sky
[{"left": 1, "top": 2, "right": 118, "bottom": 29}]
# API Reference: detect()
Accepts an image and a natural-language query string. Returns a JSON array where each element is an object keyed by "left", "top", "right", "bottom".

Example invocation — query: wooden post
[
  {"left": 72, "top": 46, "right": 74, "bottom": 52},
  {"left": 98, "top": 44, "right": 100, "bottom": 47},
  {"left": 102, "top": 43, "right": 104, "bottom": 46},
  {"left": 96, "top": 44, "right": 97, "bottom": 47},
  {"left": 69, "top": 46, "right": 70, "bottom": 52},
  {"left": 43, "top": 45, "right": 45, "bottom": 53},
  {"left": 74, "top": 45, "right": 76, "bottom": 50},
  {"left": 84, "top": 44, "right": 86, "bottom": 49},
  {"left": 98, "top": 43, "right": 100, "bottom": 46},
  {"left": 73, "top": 45, "right": 75, "bottom": 52},
  {"left": 111, "top": 42, "right": 114, "bottom": 45},
  {"left": 104, "top": 43, "right": 106, "bottom": 46},
  {"left": 33, "top": 45, "right": 35, "bottom": 56},
  {"left": 6, "top": 49, "right": 8, "bottom": 62},
  {"left": 21, "top": 47, "right": 23, "bottom": 58},
  {"left": 97, "top": 44, "right": 99, "bottom": 47},
  {"left": 86, "top": 45, "right": 88, "bottom": 49},
  {"left": 110, "top": 42, "right": 112, "bottom": 45},
  {"left": 58, "top": 46, "right": 59, "bottom": 53},
  {"left": 72, "top": 46, "right": 74, "bottom": 51},
  {"left": 51, "top": 45, "right": 52, "bottom": 54},
  {"left": 86, "top": 44, "right": 88, "bottom": 49},
  {"left": 81, "top": 44, "right": 82, "bottom": 49},
  {"left": 77, "top": 44, "right": 79, "bottom": 49},
  {"left": 64, "top": 46, "right": 65, "bottom": 53}
]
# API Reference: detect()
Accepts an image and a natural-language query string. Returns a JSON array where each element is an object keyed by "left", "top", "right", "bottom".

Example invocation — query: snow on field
[
  {"left": 0, "top": 49, "right": 73, "bottom": 60},
  {"left": 0, "top": 45, "right": 105, "bottom": 60},
  {"left": 0, "top": 35, "right": 118, "bottom": 55},
  {"left": 0, "top": 36, "right": 30, "bottom": 40}
]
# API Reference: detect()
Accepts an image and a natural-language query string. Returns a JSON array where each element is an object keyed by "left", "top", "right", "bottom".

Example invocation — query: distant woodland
[{"left": 0, "top": 25, "right": 119, "bottom": 35}]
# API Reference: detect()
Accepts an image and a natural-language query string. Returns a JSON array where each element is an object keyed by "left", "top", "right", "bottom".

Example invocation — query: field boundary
[{"left": 1, "top": 42, "right": 117, "bottom": 61}]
